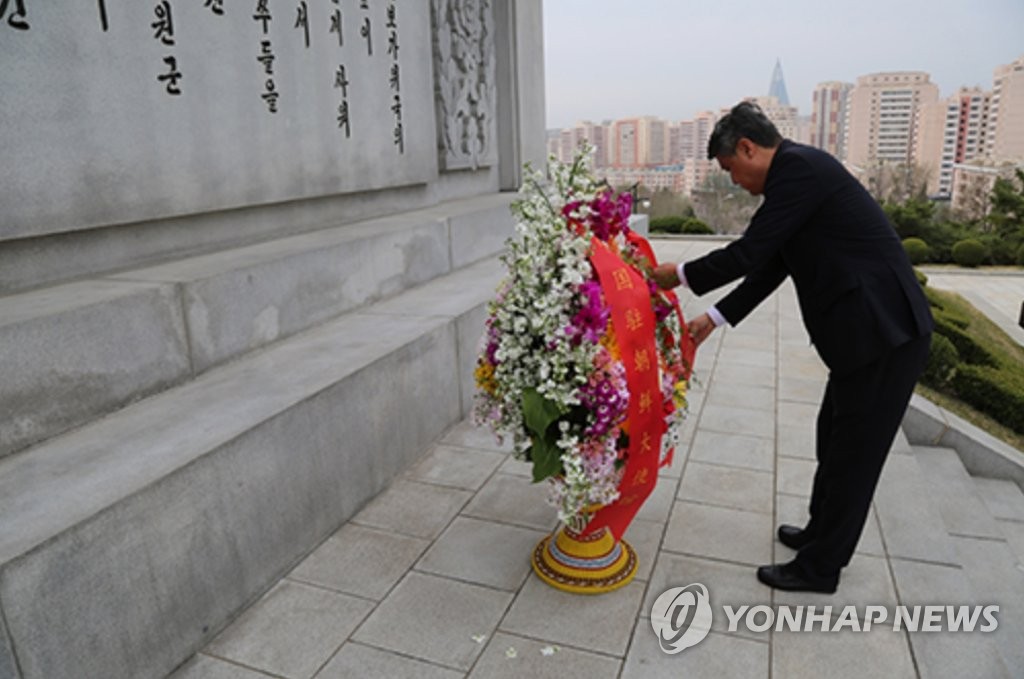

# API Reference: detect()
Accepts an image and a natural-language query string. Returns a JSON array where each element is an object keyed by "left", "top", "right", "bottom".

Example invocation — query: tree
[
  {"left": 951, "top": 172, "right": 992, "bottom": 225},
  {"left": 862, "top": 161, "right": 932, "bottom": 205},
  {"left": 884, "top": 197, "right": 935, "bottom": 239},
  {"left": 691, "top": 171, "right": 760, "bottom": 234},
  {"left": 985, "top": 169, "right": 1024, "bottom": 264},
  {"left": 988, "top": 169, "right": 1024, "bottom": 239},
  {"left": 648, "top": 187, "right": 694, "bottom": 220}
]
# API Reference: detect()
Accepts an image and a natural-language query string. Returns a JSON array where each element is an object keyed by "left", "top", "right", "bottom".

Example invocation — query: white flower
[{"left": 474, "top": 145, "right": 691, "bottom": 529}]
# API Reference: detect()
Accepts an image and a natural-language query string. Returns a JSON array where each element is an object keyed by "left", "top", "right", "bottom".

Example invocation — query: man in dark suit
[{"left": 653, "top": 102, "right": 933, "bottom": 593}]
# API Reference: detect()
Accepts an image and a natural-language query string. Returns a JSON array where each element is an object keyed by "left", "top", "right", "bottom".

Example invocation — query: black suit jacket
[{"left": 684, "top": 140, "right": 933, "bottom": 376}]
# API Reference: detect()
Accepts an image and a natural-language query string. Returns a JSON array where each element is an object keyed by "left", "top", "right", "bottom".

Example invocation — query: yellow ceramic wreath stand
[{"left": 531, "top": 522, "right": 638, "bottom": 594}]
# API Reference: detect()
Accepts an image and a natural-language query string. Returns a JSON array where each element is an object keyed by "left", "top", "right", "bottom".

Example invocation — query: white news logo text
[
  {"left": 650, "top": 583, "right": 1000, "bottom": 654},
  {"left": 722, "top": 604, "right": 999, "bottom": 633}
]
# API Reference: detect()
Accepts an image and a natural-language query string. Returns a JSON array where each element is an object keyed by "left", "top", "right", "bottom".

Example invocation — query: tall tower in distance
[{"left": 768, "top": 58, "right": 790, "bottom": 106}]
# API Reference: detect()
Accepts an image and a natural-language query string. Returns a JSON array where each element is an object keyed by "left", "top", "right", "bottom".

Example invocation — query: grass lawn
[{"left": 917, "top": 286, "right": 1024, "bottom": 455}]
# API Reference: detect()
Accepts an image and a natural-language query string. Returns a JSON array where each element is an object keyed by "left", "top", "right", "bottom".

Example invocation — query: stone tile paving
[{"left": 170, "top": 240, "right": 1024, "bottom": 679}]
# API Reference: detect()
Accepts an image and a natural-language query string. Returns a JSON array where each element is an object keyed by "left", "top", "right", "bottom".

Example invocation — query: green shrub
[
  {"left": 902, "top": 238, "right": 930, "bottom": 265},
  {"left": 681, "top": 217, "right": 714, "bottom": 235},
  {"left": 921, "top": 333, "right": 959, "bottom": 390},
  {"left": 1017, "top": 243, "right": 1024, "bottom": 267},
  {"left": 951, "top": 239, "right": 987, "bottom": 268},
  {"left": 650, "top": 216, "right": 684, "bottom": 234},
  {"left": 932, "top": 313, "right": 996, "bottom": 366},
  {"left": 924, "top": 221, "right": 972, "bottom": 263},
  {"left": 953, "top": 364, "right": 1024, "bottom": 434},
  {"left": 976, "top": 233, "right": 1019, "bottom": 265}
]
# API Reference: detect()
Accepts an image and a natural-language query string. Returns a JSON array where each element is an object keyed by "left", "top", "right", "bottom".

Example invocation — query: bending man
[{"left": 654, "top": 102, "right": 933, "bottom": 593}]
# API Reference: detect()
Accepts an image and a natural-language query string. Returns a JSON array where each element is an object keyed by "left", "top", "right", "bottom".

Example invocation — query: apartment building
[
  {"left": 601, "top": 166, "right": 689, "bottom": 195},
  {"left": 545, "top": 121, "right": 611, "bottom": 166},
  {"left": 611, "top": 119, "right": 640, "bottom": 167},
  {"left": 610, "top": 117, "right": 671, "bottom": 168},
  {"left": 674, "top": 120, "right": 693, "bottom": 161},
  {"left": 571, "top": 121, "right": 610, "bottom": 167},
  {"left": 986, "top": 54, "right": 1024, "bottom": 162},
  {"left": 639, "top": 117, "right": 670, "bottom": 166},
  {"left": 691, "top": 111, "right": 718, "bottom": 160},
  {"left": 844, "top": 72, "right": 939, "bottom": 168},
  {"left": 916, "top": 87, "right": 991, "bottom": 197},
  {"left": 811, "top": 81, "right": 853, "bottom": 159},
  {"left": 908, "top": 54, "right": 1023, "bottom": 200}
]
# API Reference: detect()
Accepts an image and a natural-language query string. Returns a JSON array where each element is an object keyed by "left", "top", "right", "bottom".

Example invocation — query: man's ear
[{"left": 736, "top": 138, "right": 756, "bottom": 159}]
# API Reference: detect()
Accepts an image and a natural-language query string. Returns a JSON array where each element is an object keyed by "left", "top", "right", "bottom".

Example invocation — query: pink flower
[{"left": 565, "top": 279, "right": 609, "bottom": 345}]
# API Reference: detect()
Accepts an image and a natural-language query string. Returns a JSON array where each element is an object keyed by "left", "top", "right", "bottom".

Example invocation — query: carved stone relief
[{"left": 431, "top": 0, "right": 497, "bottom": 170}]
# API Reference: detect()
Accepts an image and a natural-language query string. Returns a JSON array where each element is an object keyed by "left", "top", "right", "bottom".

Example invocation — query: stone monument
[{"left": 0, "top": 2, "right": 546, "bottom": 677}]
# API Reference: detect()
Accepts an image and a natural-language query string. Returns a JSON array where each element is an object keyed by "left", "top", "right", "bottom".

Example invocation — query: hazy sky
[{"left": 542, "top": 0, "right": 1024, "bottom": 129}]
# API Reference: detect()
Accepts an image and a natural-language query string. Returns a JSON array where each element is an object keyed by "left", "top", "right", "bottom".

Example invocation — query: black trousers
[{"left": 795, "top": 332, "right": 931, "bottom": 580}]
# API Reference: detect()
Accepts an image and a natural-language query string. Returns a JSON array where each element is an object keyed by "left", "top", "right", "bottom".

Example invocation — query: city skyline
[{"left": 543, "top": 0, "right": 1024, "bottom": 129}]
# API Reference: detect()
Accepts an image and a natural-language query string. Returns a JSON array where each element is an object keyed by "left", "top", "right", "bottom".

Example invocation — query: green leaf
[
  {"left": 522, "top": 388, "right": 563, "bottom": 439},
  {"left": 528, "top": 437, "right": 563, "bottom": 483},
  {"left": 522, "top": 389, "right": 567, "bottom": 483}
]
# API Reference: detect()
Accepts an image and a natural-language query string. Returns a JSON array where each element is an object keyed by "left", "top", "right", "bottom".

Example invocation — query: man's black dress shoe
[
  {"left": 756, "top": 561, "right": 838, "bottom": 593},
  {"left": 777, "top": 524, "right": 812, "bottom": 550}
]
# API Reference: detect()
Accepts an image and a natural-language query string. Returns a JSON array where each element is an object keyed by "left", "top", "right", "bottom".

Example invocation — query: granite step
[
  {"left": 963, "top": 475, "right": 1024, "bottom": 671},
  {"left": 913, "top": 446, "right": 1006, "bottom": 540},
  {"left": 972, "top": 477, "right": 1024, "bottom": 524},
  {"left": 0, "top": 194, "right": 514, "bottom": 460},
  {"left": 904, "top": 445, "right": 1017, "bottom": 678},
  {"left": 0, "top": 257, "right": 503, "bottom": 679},
  {"left": 874, "top": 448, "right": 957, "bottom": 567}
]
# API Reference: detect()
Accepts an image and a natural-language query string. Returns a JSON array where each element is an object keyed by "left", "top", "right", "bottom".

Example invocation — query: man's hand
[
  {"left": 652, "top": 263, "right": 680, "bottom": 289},
  {"left": 687, "top": 313, "right": 717, "bottom": 348}
]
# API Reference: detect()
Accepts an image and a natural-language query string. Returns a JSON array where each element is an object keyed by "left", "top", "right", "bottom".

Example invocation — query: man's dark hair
[{"left": 707, "top": 102, "right": 783, "bottom": 159}]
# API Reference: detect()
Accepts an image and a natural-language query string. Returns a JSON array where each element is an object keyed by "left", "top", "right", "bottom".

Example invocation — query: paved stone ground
[{"left": 169, "top": 240, "right": 1024, "bottom": 679}]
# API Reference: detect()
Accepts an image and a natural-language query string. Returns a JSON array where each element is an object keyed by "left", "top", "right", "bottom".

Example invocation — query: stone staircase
[
  {"left": 0, "top": 194, "right": 515, "bottom": 679},
  {"left": 874, "top": 436, "right": 1024, "bottom": 678}
]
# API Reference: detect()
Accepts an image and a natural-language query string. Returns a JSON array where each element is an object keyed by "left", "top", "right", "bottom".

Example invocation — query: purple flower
[
  {"left": 485, "top": 324, "right": 501, "bottom": 364},
  {"left": 578, "top": 362, "right": 629, "bottom": 438},
  {"left": 565, "top": 279, "right": 610, "bottom": 345}
]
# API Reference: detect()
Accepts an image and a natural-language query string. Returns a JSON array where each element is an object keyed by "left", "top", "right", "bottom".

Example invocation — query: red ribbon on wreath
[{"left": 582, "top": 234, "right": 696, "bottom": 541}]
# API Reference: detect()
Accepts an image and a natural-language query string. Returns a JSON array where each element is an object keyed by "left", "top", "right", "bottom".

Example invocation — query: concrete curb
[{"left": 904, "top": 393, "right": 1024, "bottom": 492}]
